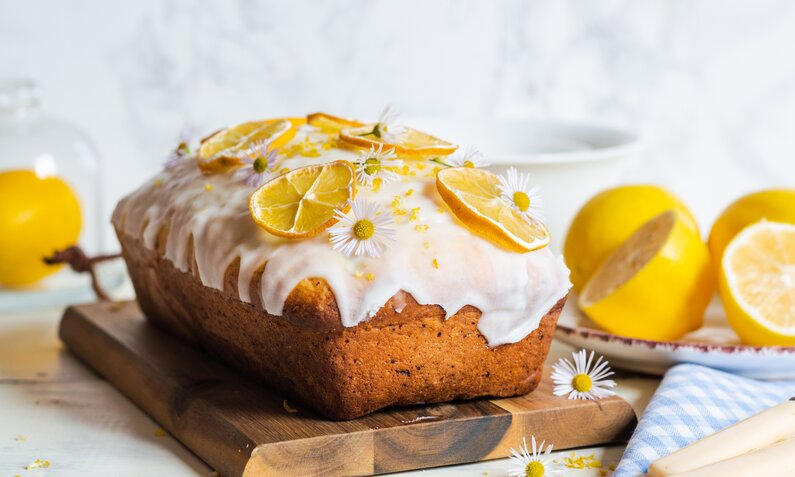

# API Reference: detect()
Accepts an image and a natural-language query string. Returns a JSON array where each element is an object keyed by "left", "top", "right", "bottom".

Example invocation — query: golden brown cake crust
[{"left": 118, "top": 228, "right": 567, "bottom": 420}]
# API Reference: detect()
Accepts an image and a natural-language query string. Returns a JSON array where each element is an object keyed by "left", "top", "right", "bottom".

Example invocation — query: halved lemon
[
  {"left": 340, "top": 125, "right": 457, "bottom": 158},
  {"left": 435, "top": 167, "right": 550, "bottom": 252},
  {"left": 197, "top": 118, "right": 296, "bottom": 173},
  {"left": 720, "top": 221, "right": 795, "bottom": 346},
  {"left": 579, "top": 210, "right": 715, "bottom": 341},
  {"left": 249, "top": 160, "right": 356, "bottom": 238},
  {"left": 306, "top": 112, "right": 363, "bottom": 134}
]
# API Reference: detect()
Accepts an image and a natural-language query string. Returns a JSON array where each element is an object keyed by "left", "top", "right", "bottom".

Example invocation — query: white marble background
[{"left": 2, "top": 0, "right": 795, "bottom": 249}]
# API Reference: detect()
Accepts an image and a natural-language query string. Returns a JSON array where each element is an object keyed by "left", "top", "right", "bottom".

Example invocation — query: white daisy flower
[
  {"left": 370, "top": 105, "right": 408, "bottom": 143},
  {"left": 497, "top": 167, "right": 544, "bottom": 221},
  {"left": 237, "top": 139, "right": 278, "bottom": 188},
  {"left": 164, "top": 125, "right": 198, "bottom": 169},
  {"left": 446, "top": 146, "right": 491, "bottom": 168},
  {"left": 552, "top": 349, "right": 617, "bottom": 401},
  {"left": 329, "top": 199, "right": 396, "bottom": 258},
  {"left": 508, "top": 435, "right": 562, "bottom": 477},
  {"left": 354, "top": 144, "right": 402, "bottom": 186}
]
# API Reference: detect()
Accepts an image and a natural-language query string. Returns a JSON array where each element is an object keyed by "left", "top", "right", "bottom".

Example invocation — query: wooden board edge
[{"left": 59, "top": 305, "right": 254, "bottom": 477}]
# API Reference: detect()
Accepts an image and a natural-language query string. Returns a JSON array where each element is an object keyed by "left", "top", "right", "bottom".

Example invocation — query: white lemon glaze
[{"left": 112, "top": 128, "right": 571, "bottom": 347}]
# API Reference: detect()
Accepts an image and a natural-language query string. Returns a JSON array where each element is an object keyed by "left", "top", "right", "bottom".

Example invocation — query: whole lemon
[
  {"left": 708, "top": 189, "right": 795, "bottom": 267},
  {"left": 0, "top": 170, "right": 82, "bottom": 286},
  {"left": 564, "top": 185, "right": 698, "bottom": 292}
]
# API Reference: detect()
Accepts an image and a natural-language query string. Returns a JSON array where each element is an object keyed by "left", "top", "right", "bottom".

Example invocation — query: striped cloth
[{"left": 614, "top": 363, "right": 795, "bottom": 477}]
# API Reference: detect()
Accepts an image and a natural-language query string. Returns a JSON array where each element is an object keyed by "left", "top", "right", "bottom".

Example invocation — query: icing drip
[{"left": 112, "top": 138, "right": 571, "bottom": 347}]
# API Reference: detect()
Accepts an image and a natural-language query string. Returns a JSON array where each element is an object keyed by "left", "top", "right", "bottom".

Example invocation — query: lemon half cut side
[
  {"left": 720, "top": 221, "right": 795, "bottom": 346},
  {"left": 579, "top": 210, "right": 715, "bottom": 341}
]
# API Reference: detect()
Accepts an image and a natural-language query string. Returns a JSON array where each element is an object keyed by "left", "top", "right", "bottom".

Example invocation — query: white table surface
[{"left": 0, "top": 279, "right": 660, "bottom": 477}]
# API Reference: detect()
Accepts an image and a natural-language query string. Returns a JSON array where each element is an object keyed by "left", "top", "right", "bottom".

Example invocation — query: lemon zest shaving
[
  {"left": 563, "top": 452, "right": 602, "bottom": 469},
  {"left": 26, "top": 459, "right": 51, "bottom": 470}
]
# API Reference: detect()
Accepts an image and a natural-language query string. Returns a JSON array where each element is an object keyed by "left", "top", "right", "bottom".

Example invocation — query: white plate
[{"left": 555, "top": 294, "right": 795, "bottom": 380}]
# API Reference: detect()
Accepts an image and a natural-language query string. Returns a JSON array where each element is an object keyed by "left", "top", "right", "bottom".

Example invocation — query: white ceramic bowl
[{"left": 408, "top": 118, "right": 643, "bottom": 250}]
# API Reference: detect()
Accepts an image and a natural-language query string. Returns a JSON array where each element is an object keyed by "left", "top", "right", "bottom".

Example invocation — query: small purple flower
[
  {"left": 164, "top": 125, "right": 198, "bottom": 169},
  {"left": 238, "top": 139, "right": 278, "bottom": 188}
]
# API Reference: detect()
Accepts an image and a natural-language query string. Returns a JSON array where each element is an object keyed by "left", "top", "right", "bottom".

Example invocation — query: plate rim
[{"left": 555, "top": 323, "right": 795, "bottom": 355}]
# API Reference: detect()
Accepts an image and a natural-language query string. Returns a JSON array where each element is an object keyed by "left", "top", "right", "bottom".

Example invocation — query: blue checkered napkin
[{"left": 614, "top": 363, "right": 795, "bottom": 477}]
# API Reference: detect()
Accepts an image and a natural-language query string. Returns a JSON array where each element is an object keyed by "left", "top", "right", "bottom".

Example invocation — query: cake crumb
[
  {"left": 153, "top": 428, "right": 167, "bottom": 437},
  {"left": 599, "top": 470, "right": 608, "bottom": 476},
  {"left": 26, "top": 459, "right": 50, "bottom": 470},
  {"left": 437, "top": 207, "right": 445, "bottom": 214},
  {"left": 423, "top": 241, "right": 430, "bottom": 249},
  {"left": 154, "top": 178, "right": 162, "bottom": 188},
  {"left": 204, "top": 183, "right": 213, "bottom": 191},
  {"left": 409, "top": 207, "right": 421, "bottom": 222},
  {"left": 432, "top": 258, "right": 439, "bottom": 269},
  {"left": 366, "top": 272, "right": 376, "bottom": 281},
  {"left": 415, "top": 224, "right": 429, "bottom": 232},
  {"left": 404, "top": 188, "right": 414, "bottom": 197},
  {"left": 609, "top": 464, "right": 616, "bottom": 470},
  {"left": 282, "top": 400, "right": 299, "bottom": 413}
]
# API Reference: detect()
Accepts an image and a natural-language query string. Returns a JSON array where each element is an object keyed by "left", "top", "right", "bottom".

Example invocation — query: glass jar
[
  {"left": 0, "top": 78, "right": 119, "bottom": 310},
  {"left": 0, "top": 78, "right": 103, "bottom": 252}
]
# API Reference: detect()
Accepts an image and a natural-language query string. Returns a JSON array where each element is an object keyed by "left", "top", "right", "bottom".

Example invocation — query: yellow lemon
[
  {"left": 436, "top": 167, "right": 550, "bottom": 253},
  {"left": 197, "top": 118, "right": 297, "bottom": 173},
  {"left": 579, "top": 210, "right": 714, "bottom": 341},
  {"left": 719, "top": 221, "right": 795, "bottom": 346},
  {"left": 708, "top": 189, "right": 795, "bottom": 267},
  {"left": 0, "top": 170, "right": 82, "bottom": 286},
  {"left": 565, "top": 185, "right": 698, "bottom": 292},
  {"left": 249, "top": 161, "right": 356, "bottom": 238}
]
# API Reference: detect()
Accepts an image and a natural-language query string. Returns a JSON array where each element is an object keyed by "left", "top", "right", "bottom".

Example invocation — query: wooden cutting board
[{"left": 59, "top": 301, "right": 636, "bottom": 477}]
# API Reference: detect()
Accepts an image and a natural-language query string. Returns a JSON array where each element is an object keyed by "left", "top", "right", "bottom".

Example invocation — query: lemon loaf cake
[{"left": 112, "top": 111, "right": 571, "bottom": 419}]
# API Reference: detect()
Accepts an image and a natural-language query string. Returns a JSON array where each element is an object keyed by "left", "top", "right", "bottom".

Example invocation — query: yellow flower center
[
  {"left": 513, "top": 191, "right": 531, "bottom": 212},
  {"left": 363, "top": 158, "right": 381, "bottom": 176},
  {"left": 526, "top": 460, "right": 545, "bottom": 477},
  {"left": 253, "top": 156, "right": 268, "bottom": 174},
  {"left": 353, "top": 219, "right": 375, "bottom": 240},
  {"left": 572, "top": 373, "right": 593, "bottom": 392}
]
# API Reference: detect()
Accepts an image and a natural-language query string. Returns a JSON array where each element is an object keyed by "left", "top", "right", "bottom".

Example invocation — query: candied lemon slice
[
  {"left": 198, "top": 119, "right": 296, "bottom": 173},
  {"left": 340, "top": 125, "right": 457, "bottom": 157},
  {"left": 249, "top": 160, "right": 356, "bottom": 238},
  {"left": 307, "top": 112, "right": 363, "bottom": 134},
  {"left": 436, "top": 167, "right": 550, "bottom": 252},
  {"left": 720, "top": 221, "right": 795, "bottom": 345}
]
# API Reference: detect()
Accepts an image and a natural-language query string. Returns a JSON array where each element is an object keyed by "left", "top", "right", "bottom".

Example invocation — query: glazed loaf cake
[{"left": 113, "top": 114, "right": 571, "bottom": 420}]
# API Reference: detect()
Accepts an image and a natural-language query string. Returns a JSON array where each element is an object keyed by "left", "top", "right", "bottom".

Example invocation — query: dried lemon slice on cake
[
  {"left": 198, "top": 118, "right": 297, "bottom": 173},
  {"left": 307, "top": 112, "right": 364, "bottom": 134},
  {"left": 340, "top": 125, "right": 457, "bottom": 157},
  {"left": 249, "top": 160, "right": 356, "bottom": 238},
  {"left": 720, "top": 221, "right": 795, "bottom": 346},
  {"left": 436, "top": 167, "right": 550, "bottom": 252}
]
